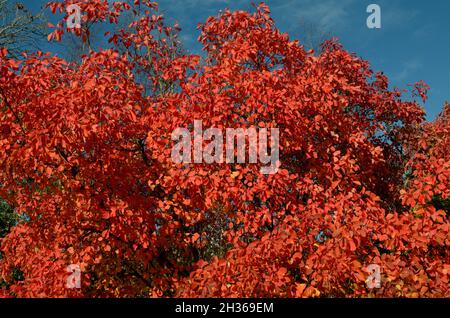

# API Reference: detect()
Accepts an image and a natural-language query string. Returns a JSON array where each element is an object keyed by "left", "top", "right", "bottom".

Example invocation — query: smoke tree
[{"left": 0, "top": 1, "right": 448, "bottom": 297}]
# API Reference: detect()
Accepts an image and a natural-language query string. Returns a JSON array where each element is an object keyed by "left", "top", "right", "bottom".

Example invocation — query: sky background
[{"left": 22, "top": 0, "right": 450, "bottom": 120}]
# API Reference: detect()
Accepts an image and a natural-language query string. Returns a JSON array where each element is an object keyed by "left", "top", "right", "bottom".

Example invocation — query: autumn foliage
[{"left": 0, "top": 1, "right": 448, "bottom": 298}]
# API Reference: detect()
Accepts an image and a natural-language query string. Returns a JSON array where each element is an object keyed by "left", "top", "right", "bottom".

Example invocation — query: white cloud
[
  {"left": 271, "top": 0, "right": 357, "bottom": 30},
  {"left": 381, "top": 4, "right": 419, "bottom": 29},
  {"left": 393, "top": 59, "right": 422, "bottom": 82}
]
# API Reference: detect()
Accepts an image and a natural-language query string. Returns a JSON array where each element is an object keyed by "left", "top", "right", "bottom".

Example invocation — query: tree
[
  {"left": 297, "top": 18, "right": 332, "bottom": 54},
  {"left": 0, "top": 200, "right": 16, "bottom": 239},
  {"left": 0, "top": 1, "right": 448, "bottom": 298},
  {"left": 0, "top": 0, "right": 46, "bottom": 58},
  {"left": 0, "top": 0, "right": 46, "bottom": 247}
]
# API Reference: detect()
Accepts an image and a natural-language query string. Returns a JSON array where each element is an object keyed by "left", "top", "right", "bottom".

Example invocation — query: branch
[{"left": 0, "top": 87, "right": 26, "bottom": 134}]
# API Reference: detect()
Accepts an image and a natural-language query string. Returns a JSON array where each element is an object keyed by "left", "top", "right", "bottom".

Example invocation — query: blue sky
[{"left": 23, "top": 0, "right": 450, "bottom": 120}]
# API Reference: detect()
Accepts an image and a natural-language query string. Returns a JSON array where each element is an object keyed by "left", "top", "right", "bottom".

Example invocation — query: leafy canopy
[{"left": 0, "top": 1, "right": 448, "bottom": 298}]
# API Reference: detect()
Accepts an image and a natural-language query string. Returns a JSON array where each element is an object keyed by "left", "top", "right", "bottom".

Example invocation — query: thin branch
[{"left": 0, "top": 87, "right": 26, "bottom": 134}]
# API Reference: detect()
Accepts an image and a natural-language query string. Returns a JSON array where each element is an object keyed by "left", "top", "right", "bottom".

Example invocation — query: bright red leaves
[{"left": 0, "top": 2, "right": 448, "bottom": 298}]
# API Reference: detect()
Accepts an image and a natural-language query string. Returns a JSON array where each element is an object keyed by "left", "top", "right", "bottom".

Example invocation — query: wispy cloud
[
  {"left": 271, "top": 0, "right": 356, "bottom": 30},
  {"left": 392, "top": 59, "right": 422, "bottom": 82},
  {"left": 381, "top": 3, "right": 419, "bottom": 29}
]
